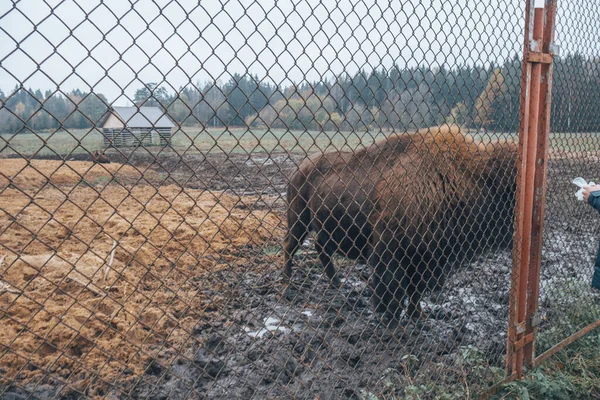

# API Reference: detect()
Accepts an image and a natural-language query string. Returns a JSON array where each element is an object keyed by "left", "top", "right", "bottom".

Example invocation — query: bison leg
[
  {"left": 405, "top": 277, "right": 426, "bottom": 319},
  {"left": 283, "top": 219, "right": 308, "bottom": 278},
  {"left": 283, "top": 208, "right": 311, "bottom": 279},
  {"left": 405, "top": 251, "right": 446, "bottom": 319},
  {"left": 368, "top": 236, "right": 403, "bottom": 320},
  {"left": 315, "top": 234, "right": 341, "bottom": 287}
]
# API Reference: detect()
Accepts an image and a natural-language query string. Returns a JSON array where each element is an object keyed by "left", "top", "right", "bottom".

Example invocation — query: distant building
[{"left": 101, "top": 106, "right": 174, "bottom": 147}]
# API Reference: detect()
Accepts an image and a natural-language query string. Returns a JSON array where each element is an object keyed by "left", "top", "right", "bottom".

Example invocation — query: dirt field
[
  {"left": 0, "top": 158, "right": 284, "bottom": 398},
  {"left": 1, "top": 149, "right": 600, "bottom": 399}
]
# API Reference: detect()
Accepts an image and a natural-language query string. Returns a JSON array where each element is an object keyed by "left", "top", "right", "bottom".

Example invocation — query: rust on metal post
[
  {"left": 509, "top": 0, "right": 536, "bottom": 379},
  {"left": 524, "top": 0, "right": 557, "bottom": 368},
  {"left": 508, "top": 0, "right": 556, "bottom": 379},
  {"left": 513, "top": 333, "right": 536, "bottom": 352},
  {"left": 515, "top": 3, "right": 544, "bottom": 377},
  {"left": 507, "top": 0, "right": 533, "bottom": 377},
  {"left": 527, "top": 52, "right": 553, "bottom": 64}
]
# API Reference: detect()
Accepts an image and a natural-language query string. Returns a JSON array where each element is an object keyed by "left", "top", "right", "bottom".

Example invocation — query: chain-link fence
[
  {"left": 532, "top": 0, "right": 600, "bottom": 363},
  {"left": 0, "top": 0, "right": 597, "bottom": 398}
]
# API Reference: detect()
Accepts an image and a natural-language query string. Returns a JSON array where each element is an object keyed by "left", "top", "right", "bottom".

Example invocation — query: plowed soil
[{"left": 0, "top": 159, "right": 284, "bottom": 398}]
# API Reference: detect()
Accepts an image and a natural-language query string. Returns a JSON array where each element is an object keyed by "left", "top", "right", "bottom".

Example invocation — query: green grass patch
[
  {"left": 536, "top": 280, "right": 600, "bottom": 354},
  {"left": 494, "top": 331, "right": 600, "bottom": 400},
  {"left": 262, "top": 244, "right": 283, "bottom": 256},
  {"left": 2, "top": 128, "right": 599, "bottom": 158},
  {"left": 3, "top": 128, "right": 600, "bottom": 159},
  {"left": 494, "top": 280, "right": 600, "bottom": 400},
  {"left": 358, "top": 346, "right": 505, "bottom": 400},
  {"left": 0, "top": 128, "right": 105, "bottom": 157},
  {"left": 0, "top": 127, "right": 390, "bottom": 157}
]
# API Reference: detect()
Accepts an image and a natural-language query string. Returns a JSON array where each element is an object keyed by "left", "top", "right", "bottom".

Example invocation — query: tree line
[{"left": 0, "top": 52, "right": 598, "bottom": 134}]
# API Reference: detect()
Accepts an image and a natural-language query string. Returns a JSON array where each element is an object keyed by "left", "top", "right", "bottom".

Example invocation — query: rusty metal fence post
[{"left": 508, "top": 0, "right": 557, "bottom": 379}]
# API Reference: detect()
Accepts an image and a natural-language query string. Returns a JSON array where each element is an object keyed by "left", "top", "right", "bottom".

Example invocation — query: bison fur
[{"left": 283, "top": 125, "right": 517, "bottom": 320}]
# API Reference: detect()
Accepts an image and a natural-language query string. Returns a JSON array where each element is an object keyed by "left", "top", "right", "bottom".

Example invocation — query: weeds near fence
[{"left": 495, "top": 331, "right": 600, "bottom": 399}]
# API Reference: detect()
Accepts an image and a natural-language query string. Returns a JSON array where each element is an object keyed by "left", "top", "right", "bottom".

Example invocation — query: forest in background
[{"left": 0, "top": 52, "right": 598, "bottom": 134}]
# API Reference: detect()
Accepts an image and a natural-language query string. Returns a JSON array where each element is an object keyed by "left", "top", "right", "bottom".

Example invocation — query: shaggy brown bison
[{"left": 283, "top": 125, "right": 517, "bottom": 320}]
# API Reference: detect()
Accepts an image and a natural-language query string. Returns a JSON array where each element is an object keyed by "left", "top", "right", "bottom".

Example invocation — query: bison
[{"left": 283, "top": 125, "right": 517, "bottom": 320}]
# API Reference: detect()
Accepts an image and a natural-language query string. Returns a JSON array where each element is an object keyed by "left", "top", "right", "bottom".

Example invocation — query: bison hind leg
[
  {"left": 406, "top": 284, "right": 424, "bottom": 319},
  {"left": 283, "top": 209, "right": 310, "bottom": 280},
  {"left": 370, "top": 281, "right": 405, "bottom": 321},
  {"left": 368, "top": 241, "right": 406, "bottom": 322},
  {"left": 405, "top": 254, "right": 448, "bottom": 319},
  {"left": 315, "top": 234, "right": 341, "bottom": 287},
  {"left": 406, "top": 268, "right": 436, "bottom": 320}
]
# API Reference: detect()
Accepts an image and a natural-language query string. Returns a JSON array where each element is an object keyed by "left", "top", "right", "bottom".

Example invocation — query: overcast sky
[{"left": 0, "top": 0, "right": 594, "bottom": 106}]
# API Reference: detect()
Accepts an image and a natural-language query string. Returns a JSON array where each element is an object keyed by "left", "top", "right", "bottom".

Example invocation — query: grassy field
[
  {"left": 1, "top": 127, "right": 599, "bottom": 158},
  {"left": 0, "top": 127, "right": 391, "bottom": 157}
]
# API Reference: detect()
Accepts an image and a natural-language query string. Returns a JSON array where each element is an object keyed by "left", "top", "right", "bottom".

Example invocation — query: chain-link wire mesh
[
  {"left": 0, "top": 0, "right": 586, "bottom": 398},
  {"left": 533, "top": 0, "right": 600, "bottom": 359}
]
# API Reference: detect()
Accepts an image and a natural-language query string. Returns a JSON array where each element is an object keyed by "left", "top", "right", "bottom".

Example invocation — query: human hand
[{"left": 582, "top": 184, "right": 600, "bottom": 202}]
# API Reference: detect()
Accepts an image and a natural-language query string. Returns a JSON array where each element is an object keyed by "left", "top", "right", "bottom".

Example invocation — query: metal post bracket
[
  {"left": 513, "top": 333, "right": 536, "bottom": 352},
  {"left": 527, "top": 51, "right": 554, "bottom": 64}
]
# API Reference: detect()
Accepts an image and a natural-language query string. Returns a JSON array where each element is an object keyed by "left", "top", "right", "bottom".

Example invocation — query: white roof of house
[{"left": 102, "top": 106, "right": 174, "bottom": 129}]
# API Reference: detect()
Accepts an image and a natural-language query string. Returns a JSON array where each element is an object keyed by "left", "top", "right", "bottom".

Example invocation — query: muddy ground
[{"left": 2, "top": 148, "right": 600, "bottom": 399}]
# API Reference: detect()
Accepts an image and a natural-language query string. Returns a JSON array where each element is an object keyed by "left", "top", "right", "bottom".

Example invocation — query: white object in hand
[{"left": 573, "top": 177, "right": 596, "bottom": 201}]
